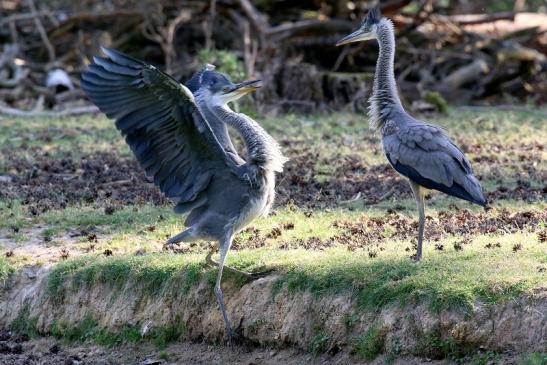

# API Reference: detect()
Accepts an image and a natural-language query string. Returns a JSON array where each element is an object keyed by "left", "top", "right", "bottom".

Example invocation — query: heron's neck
[
  {"left": 212, "top": 105, "right": 286, "bottom": 173},
  {"left": 369, "top": 19, "right": 404, "bottom": 131},
  {"left": 198, "top": 100, "right": 239, "bottom": 154}
]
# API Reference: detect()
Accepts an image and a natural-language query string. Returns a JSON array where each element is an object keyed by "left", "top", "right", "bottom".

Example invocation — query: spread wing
[
  {"left": 383, "top": 123, "right": 486, "bottom": 206},
  {"left": 81, "top": 47, "right": 242, "bottom": 210}
]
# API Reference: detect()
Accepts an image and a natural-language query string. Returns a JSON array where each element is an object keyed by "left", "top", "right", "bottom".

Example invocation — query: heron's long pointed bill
[
  {"left": 226, "top": 80, "right": 262, "bottom": 95},
  {"left": 336, "top": 29, "right": 374, "bottom": 46}
]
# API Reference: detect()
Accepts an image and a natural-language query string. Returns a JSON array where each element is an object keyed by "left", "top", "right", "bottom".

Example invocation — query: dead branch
[
  {"left": 267, "top": 19, "right": 354, "bottom": 42},
  {"left": 0, "top": 10, "right": 142, "bottom": 27},
  {"left": 0, "top": 104, "right": 99, "bottom": 118},
  {"left": 442, "top": 59, "right": 489, "bottom": 89},
  {"left": 444, "top": 12, "right": 515, "bottom": 26},
  {"left": 235, "top": 0, "right": 269, "bottom": 34}
]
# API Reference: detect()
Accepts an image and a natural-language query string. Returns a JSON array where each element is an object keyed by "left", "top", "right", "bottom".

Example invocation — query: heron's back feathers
[{"left": 383, "top": 122, "right": 487, "bottom": 206}]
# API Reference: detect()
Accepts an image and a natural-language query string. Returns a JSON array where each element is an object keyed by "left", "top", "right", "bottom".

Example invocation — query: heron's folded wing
[
  {"left": 384, "top": 123, "right": 486, "bottom": 206},
  {"left": 81, "top": 47, "right": 240, "bottom": 206}
]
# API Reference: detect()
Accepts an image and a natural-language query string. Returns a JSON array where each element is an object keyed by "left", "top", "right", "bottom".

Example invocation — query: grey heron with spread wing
[
  {"left": 81, "top": 48, "right": 287, "bottom": 343},
  {"left": 337, "top": 7, "right": 487, "bottom": 261}
]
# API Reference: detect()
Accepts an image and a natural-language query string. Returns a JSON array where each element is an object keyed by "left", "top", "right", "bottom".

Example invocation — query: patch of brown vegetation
[
  {"left": 0, "top": 149, "right": 167, "bottom": 212},
  {"left": 233, "top": 209, "right": 545, "bottom": 252},
  {"left": 0, "top": 140, "right": 543, "bottom": 212},
  {"left": 276, "top": 150, "right": 409, "bottom": 208}
]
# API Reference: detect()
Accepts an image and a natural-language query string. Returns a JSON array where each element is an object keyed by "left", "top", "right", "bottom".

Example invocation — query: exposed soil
[
  {"left": 0, "top": 148, "right": 167, "bottom": 212},
  {"left": 2, "top": 141, "right": 544, "bottom": 213},
  {"left": 0, "top": 331, "right": 461, "bottom": 365},
  {"left": 0, "top": 269, "right": 545, "bottom": 364},
  {"left": 276, "top": 152, "right": 410, "bottom": 208},
  {"left": 233, "top": 208, "right": 546, "bottom": 252}
]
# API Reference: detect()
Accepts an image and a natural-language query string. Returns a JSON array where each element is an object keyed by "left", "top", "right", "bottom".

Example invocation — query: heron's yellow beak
[
  {"left": 336, "top": 29, "right": 375, "bottom": 46},
  {"left": 226, "top": 80, "right": 262, "bottom": 95}
]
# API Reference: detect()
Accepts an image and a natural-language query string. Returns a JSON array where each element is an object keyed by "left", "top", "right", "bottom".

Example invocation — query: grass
[
  {"left": 11, "top": 304, "right": 39, "bottom": 339},
  {"left": 309, "top": 329, "right": 331, "bottom": 354},
  {"left": 518, "top": 353, "right": 547, "bottom": 365},
  {"left": 354, "top": 324, "right": 385, "bottom": 360},
  {"left": 42, "top": 227, "right": 544, "bottom": 314},
  {"left": 47, "top": 254, "right": 207, "bottom": 300},
  {"left": 1, "top": 107, "right": 546, "bottom": 356},
  {"left": 2, "top": 108, "right": 546, "bottom": 311},
  {"left": 413, "top": 330, "right": 463, "bottom": 360},
  {"left": 11, "top": 310, "right": 184, "bottom": 349},
  {"left": 0, "top": 257, "right": 15, "bottom": 283},
  {"left": 49, "top": 315, "right": 180, "bottom": 347}
]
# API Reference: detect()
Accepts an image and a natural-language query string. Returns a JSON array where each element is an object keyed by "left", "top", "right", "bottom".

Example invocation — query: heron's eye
[{"left": 222, "top": 86, "right": 230, "bottom": 93}]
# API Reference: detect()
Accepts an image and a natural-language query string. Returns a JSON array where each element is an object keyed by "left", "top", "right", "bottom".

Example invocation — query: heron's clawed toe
[
  {"left": 162, "top": 241, "right": 181, "bottom": 251},
  {"left": 246, "top": 268, "right": 275, "bottom": 280},
  {"left": 226, "top": 329, "right": 245, "bottom": 349}
]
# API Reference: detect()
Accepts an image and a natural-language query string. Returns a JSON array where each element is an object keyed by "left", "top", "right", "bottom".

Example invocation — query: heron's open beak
[
  {"left": 226, "top": 79, "right": 262, "bottom": 95},
  {"left": 336, "top": 29, "right": 375, "bottom": 46}
]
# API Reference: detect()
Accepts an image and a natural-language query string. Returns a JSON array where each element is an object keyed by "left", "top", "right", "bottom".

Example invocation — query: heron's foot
[
  {"left": 206, "top": 252, "right": 273, "bottom": 280},
  {"left": 163, "top": 241, "right": 192, "bottom": 254},
  {"left": 162, "top": 241, "right": 179, "bottom": 251},
  {"left": 226, "top": 328, "right": 243, "bottom": 349}
]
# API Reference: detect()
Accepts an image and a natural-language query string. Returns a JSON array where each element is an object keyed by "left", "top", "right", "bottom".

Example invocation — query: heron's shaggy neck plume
[
  {"left": 212, "top": 105, "right": 287, "bottom": 173},
  {"left": 369, "top": 18, "right": 404, "bottom": 131}
]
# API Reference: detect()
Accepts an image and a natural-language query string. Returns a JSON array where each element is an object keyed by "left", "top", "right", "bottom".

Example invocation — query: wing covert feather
[{"left": 81, "top": 47, "right": 241, "bottom": 206}]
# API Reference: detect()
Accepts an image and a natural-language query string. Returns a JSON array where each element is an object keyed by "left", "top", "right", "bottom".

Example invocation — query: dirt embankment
[{"left": 0, "top": 267, "right": 545, "bottom": 361}]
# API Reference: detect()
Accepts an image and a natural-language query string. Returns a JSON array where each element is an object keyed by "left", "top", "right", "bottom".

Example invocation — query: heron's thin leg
[
  {"left": 213, "top": 234, "right": 237, "bottom": 345},
  {"left": 409, "top": 180, "right": 425, "bottom": 261},
  {"left": 206, "top": 250, "right": 273, "bottom": 279}
]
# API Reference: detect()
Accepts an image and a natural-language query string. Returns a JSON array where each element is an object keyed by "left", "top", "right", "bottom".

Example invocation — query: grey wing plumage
[
  {"left": 81, "top": 47, "right": 241, "bottom": 212},
  {"left": 383, "top": 123, "right": 487, "bottom": 206}
]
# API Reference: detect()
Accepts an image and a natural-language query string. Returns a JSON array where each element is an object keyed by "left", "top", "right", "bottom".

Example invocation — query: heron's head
[
  {"left": 336, "top": 5, "right": 382, "bottom": 46},
  {"left": 186, "top": 65, "right": 261, "bottom": 106}
]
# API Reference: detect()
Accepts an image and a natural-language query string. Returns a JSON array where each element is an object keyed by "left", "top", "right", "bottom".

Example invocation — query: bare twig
[
  {"left": 203, "top": 0, "right": 217, "bottom": 50},
  {"left": 8, "top": 20, "right": 19, "bottom": 44},
  {"left": 27, "top": 0, "right": 56, "bottom": 62},
  {"left": 332, "top": 46, "right": 350, "bottom": 72},
  {"left": 165, "top": 9, "right": 191, "bottom": 73}
]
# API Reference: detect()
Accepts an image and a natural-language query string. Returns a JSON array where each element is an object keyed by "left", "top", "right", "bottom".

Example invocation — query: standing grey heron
[
  {"left": 81, "top": 48, "right": 287, "bottom": 342},
  {"left": 336, "top": 7, "right": 486, "bottom": 261}
]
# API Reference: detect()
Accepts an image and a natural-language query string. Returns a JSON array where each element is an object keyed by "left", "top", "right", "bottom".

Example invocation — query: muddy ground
[
  {"left": 0, "top": 330, "right": 465, "bottom": 365},
  {"left": 1, "top": 267, "right": 545, "bottom": 365},
  {"left": 1, "top": 141, "right": 545, "bottom": 214}
]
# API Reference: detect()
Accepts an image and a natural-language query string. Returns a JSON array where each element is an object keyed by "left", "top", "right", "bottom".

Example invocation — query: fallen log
[
  {"left": 0, "top": 104, "right": 99, "bottom": 118},
  {"left": 442, "top": 59, "right": 490, "bottom": 89}
]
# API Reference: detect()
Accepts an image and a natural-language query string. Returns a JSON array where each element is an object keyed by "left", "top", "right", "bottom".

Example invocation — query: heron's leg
[
  {"left": 213, "top": 234, "right": 237, "bottom": 345},
  {"left": 206, "top": 250, "right": 273, "bottom": 279},
  {"left": 409, "top": 180, "right": 425, "bottom": 261}
]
